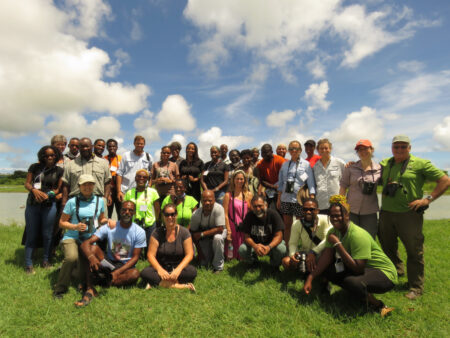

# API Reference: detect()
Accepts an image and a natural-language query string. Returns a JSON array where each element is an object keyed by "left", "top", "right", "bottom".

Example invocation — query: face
[
  {"left": 329, "top": 205, "right": 349, "bottom": 231},
  {"left": 317, "top": 143, "right": 331, "bottom": 158},
  {"left": 43, "top": 148, "right": 57, "bottom": 166},
  {"left": 135, "top": 172, "right": 149, "bottom": 187},
  {"left": 356, "top": 146, "right": 373, "bottom": 160},
  {"left": 252, "top": 150, "right": 259, "bottom": 160},
  {"left": 161, "top": 147, "right": 171, "bottom": 161},
  {"left": 233, "top": 173, "right": 245, "bottom": 188},
  {"left": 174, "top": 181, "right": 185, "bottom": 196},
  {"left": 305, "top": 144, "right": 314, "bottom": 156},
  {"left": 107, "top": 141, "right": 117, "bottom": 156},
  {"left": 120, "top": 202, "right": 135, "bottom": 223},
  {"left": 261, "top": 146, "right": 273, "bottom": 161},
  {"left": 134, "top": 139, "right": 145, "bottom": 153},
  {"left": 186, "top": 144, "right": 196, "bottom": 158},
  {"left": 276, "top": 145, "right": 287, "bottom": 158},
  {"left": 69, "top": 140, "right": 79, "bottom": 155},
  {"left": 242, "top": 154, "right": 252, "bottom": 167},
  {"left": 202, "top": 192, "right": 215, "bottom": 212},
  {"left": 54, "top": 141, "right": 66, "bottom": 155},
  {"left": 252, "top": 198, "right": 267, "bottom": 218},
  {"left": 79, "top": 139, "right": 93, "bottom": 159},
  {"left": 220, "top": 144, "right": 228, "bottom": 157},
  {"left": 80, "top": 182, "right": 94, "bottom": 197},
  {"left": 210, "top": 148, "right": 220, "bottom": 161},
  {"left": 171, "top": 147, "right": 180, "bottom": 159},
  {"left": 163, "top": 206, "right": 177, "bottom": 226},
  {"left": 94, "top": 141, "right": 105, "bottom": 156},
  {"left": 302, "top": 201, "right": 318, "bottom": 222},
  {"left": 229, "top": 151, "right": 240, "bottom": 164},
  {"left": 288, "top": 142, "right": 301, "bottom": 159},
  {"left": 391, "top": 142, "right": 410, "bottom": 161}
]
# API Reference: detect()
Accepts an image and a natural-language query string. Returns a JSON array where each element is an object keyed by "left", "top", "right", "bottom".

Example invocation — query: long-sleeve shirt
[
  {"left": 313, "top": 156, "right": 345, "bottom": 210},
  {"left": 288, "top": 215, "right": 332, "bottom": 256},
  {"left": 278, "top": 158, "right": 316, "bottom": 203}
]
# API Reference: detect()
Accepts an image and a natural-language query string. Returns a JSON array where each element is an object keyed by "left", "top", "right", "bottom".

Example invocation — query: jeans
[
  {"left": 24, "top": 202, "right": 57, "bottom": 267},
  {"left": 239, "top": 241, "right": 287, "bottom": 267}
]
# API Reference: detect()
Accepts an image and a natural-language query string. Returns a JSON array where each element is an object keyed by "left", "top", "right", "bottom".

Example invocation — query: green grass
[
  {"left": 0, "top": 184, "right": 27, "bottom": 192},
  {"left": 1, "top": 220, "right": 449, "bottom": 337}
]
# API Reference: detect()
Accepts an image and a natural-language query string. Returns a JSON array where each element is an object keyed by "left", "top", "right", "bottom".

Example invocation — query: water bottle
[{"left": 227, "top": 242, "right": 233, "bottom": 259}]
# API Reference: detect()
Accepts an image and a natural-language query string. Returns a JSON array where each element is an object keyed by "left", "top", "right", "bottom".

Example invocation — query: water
[{"left": 0, "top": 193, "right": 449, "bottom": 225}]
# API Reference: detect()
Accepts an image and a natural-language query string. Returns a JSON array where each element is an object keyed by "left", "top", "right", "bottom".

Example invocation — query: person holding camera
[
  {"left": 339, "top": 139, "right": 381, "bottom": 239},
  {"left": 53, "top": 174, "right": 108, "bottom": 298},
  {"left": 277, "top": 140, "right": 316, "bottom": 243},
  {"left": 282, "top": 198, "right": 331, "bottom": 278},
  {"left": 378, "top": 135, "right": 450, "bottom": 300}
]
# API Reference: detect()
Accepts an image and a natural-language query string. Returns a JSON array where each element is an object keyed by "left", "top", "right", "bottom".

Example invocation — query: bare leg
[
  {"left": 112, "top": 268, "right": 140, "bottom": 287},
  {"left": 283, "top": 214, "right": 293, "bottom": 243}
]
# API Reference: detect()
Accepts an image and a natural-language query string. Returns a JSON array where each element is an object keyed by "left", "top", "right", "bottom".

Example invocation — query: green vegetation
[
  {"left": 0, "top": 171, "right": 27, "bottom": 192},
  {"left": 1, "top": 220, "right": 449, "bottom": 336}
]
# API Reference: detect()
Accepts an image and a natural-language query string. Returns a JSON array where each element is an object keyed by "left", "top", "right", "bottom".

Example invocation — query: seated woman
[
  {"left": 140, "top": 204, "right": 197, "bottom": 291},
  {"left": 53, "top": 174, "right": 107, "bottom": 298},
  {"left": 303, "top": 195, "right": 397, "bottom": 316},
  {"left": 23, "top": 145, "right": 63, "bottom": 274},
  {"left": 161, "top": 179, "right": 198, "bottom": 228}
]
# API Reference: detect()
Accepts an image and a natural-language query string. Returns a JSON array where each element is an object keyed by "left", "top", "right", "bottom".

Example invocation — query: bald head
[{"left": 202, "top": 190, "right": 215, "bottom": 213}]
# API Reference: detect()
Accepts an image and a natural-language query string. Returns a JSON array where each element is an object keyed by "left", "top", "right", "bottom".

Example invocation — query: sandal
[{"left": 74, "top": 291, "right": 94, "bottom": 308}]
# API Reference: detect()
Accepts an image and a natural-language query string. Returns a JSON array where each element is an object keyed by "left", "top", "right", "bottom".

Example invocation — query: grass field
[
  {"left": 1, "top": 220, "right": 449, "bottom": 337},
  {"left": 0, "top": 184, "right": 27, "bottom": 193}
]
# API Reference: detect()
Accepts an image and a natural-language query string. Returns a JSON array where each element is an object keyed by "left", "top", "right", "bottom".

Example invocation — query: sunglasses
[
  {"left": 288, "top": 147, "right": 300, "bottom": 151},
  {"left": 44, "top": 154, "right": 56, "bottom": 158},
  {"left": 164, "top": 212, "right": 177, "bottom": 217},
  {"left": 393, "top": 145, "right": 408, "bottom": 149},
  {"left": 136, "top": 175, "right": 149, "bottom": 179},
  {"left": 303, "top": 207, "right": 316, "bottom": 212}
]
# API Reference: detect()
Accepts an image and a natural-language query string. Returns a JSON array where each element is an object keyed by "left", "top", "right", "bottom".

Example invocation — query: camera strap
[
  {"left": 230, "top": 193, "right": 245, "bottom": 225},
  {"left": 287, "top": 159, "right": 299, "bottom": 181},
  {"left": 301, "top": 218, "right": 321, "bottom": 245},
  {"left": 385, "top": 156, "right": 410, "bottom": 185},
  {"left": 75, "top": 195, "right": 99, "bottom": 223}
]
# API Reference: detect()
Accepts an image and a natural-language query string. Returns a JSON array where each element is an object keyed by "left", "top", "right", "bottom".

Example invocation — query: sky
[{"left": 1, "top": 0, "right": 449, "bottom": 172}]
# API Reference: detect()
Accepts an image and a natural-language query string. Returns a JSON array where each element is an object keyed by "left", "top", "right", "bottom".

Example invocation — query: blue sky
[{"left": 0, "top": 0, "right": 449, "bottom": 172}]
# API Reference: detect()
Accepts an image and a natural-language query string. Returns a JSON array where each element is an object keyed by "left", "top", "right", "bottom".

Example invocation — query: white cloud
[
  {"left": 156, "top": 95, "right": 196, "bottom": 131},
  {"left": 0, "top": 143, "right": 15, "bottom": 153},
  {"left": 0, "top": 0, "right": 150, "bottom": 134},
  {"left": 397, "top": 60, "right": 425, "bottom": 73},
  {"left": 304, "top": 81, "right": 332, "bottom": 112},
  {"left": 266, "top": 109, "right": 299, "bottom": 128},
  {"left": 130, "top": 8, "right": 143, "bottom": 41},
  {"left": 104, "top": 49, "right": 131, "bottom": 77},
  {"left": 134, "top": 109, "right": 161, "bottom": 142},
  {"left": 168, "top": 134, "right": 187, "bottom": 149},
  {"left": 433, "top": 116, "right": 450, "bottom": 151},
  {"left": 197, "top": 127, "right": 252, "bottom": 160},
  {"left": 307, "top": 57, "right": 326, "bottom": 79}
]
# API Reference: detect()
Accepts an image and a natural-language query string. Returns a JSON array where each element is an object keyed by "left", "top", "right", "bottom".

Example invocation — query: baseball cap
[
  {"left": 392, "top": 135, "right": 410, "bottom": 144},
  {"left": 78, "top": 174, "right": 95, "bottom": 185},
  {"left": 354, "top": 139, "right": 373, "bottom": 150}
]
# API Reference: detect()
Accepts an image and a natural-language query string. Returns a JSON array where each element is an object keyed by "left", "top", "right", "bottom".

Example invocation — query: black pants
[
  {"left": 140, "top": 264, "right": 197, "bottom": 286},
  {"left": 325, "top": 265, "right": 394, "bottom": 299},
  {"left": 107, "top": 188, "right": 121, "bottom": 219}
]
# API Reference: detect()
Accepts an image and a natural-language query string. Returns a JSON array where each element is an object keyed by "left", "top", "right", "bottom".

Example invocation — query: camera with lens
[
  {"left": 294, "top": 251, "right": 307, "bottom": 275},
  {"left": 81, "top": 217, "right": 94, "bottom": 233},
  {"left": 382, "top": 182, "right": 403, "bottom": 197},
  {"left": 362, "top": 181, "right": 376, "bottom": 195},
  {"left": 285, "top": 179, "right": 295, "bottom": 193}
]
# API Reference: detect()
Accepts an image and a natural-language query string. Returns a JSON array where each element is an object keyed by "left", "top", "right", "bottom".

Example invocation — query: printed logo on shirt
[{"left": 112, "top": 240, "right": 131, "bottom": 261}]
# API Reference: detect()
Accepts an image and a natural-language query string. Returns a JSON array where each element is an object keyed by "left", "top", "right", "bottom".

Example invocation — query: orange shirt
[
  {"left": 104, "top": 155, "right": 122, "bottom": 187},
  {"left": 256, "top": 154, "right": 287, "bottom": 185}
]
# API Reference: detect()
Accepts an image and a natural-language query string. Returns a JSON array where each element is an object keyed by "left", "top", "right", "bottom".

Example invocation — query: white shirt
[
  {"left": 313, "top": 156, "right": 345, "bottom": 210},
  {"left": 116, "top": 151, "right": 153, "bottom": 193}
]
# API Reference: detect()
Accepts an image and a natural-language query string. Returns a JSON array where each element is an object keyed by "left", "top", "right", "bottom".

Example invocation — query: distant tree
[{"left": 12, "top": 170, "right": 27, "bottom": 179}]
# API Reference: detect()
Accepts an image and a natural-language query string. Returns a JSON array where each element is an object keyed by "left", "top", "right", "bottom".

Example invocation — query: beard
[
  {"left": 255, "top": 210, "right": 265, "bottom": 219},
  {"left": 121, "top": 215, "right": 132, "bottom": 223}
]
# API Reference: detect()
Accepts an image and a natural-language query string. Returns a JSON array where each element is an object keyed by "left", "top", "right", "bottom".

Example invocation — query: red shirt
[
  {"left": 256, "top": 154, "right": 287, "bottom": 185},
  {"left": 306, "top": 154, "right": 321, "bottom": 167}
]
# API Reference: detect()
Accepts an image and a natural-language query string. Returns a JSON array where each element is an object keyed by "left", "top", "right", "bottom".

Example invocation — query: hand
[
  {"left": 192, "top": 232, "right": 202, "bottom": 242},
  {"left": 107, "top": 219, "right": 117, "bottom": 229},
  {"left": 261, "top": 245, "right": 271, "bottom": 256},
  {"left": 89, "top": 256, "right": 100, "bottom": 271},
  {"left": 188, "top": 175, "right": 195, "bottom": 182},
  {"left": 345, "top": 161, "right": 355, "bottom": 168},
  {"left": 306, "top": 253, "right": 316, "bottom": 272},
  {"left": 226, "top": 233, "right": 232, "bottom": 242},
  {"left": 303, "top": 275, "right": 313, "bottom": 294},
  {"left": 32, "top": 189, "right": 48, "bottom": 203},
  {"left": 117, "top": 191, "right": 124, "bottom": 202},
  {"left": 77, "top": 223, "right": 87, "bottom": 232},
  {"left": 107, "top": 195, "right": 113, "bottom": 206},
  {"left": 408, "top": 198, "right": 430, "bottom": 211},
  {"left": 327, "top": 233, "right": 340, "bottom": 245},
  {"left": 291, "top": 253, "right": 300, "bottom": 263},
  {"left": 254, "top": 244, "right": 266, "bottom": 256},
  {"left": 111, "top": 270, "right": 119, "bottom": 283},
  {"left": 169, "top": 268, "right": 181, "bottom": 281},
  {"left": 157, "top": 268, "right": 171, "bottom": 281},
  {"left": 276, "top": 199, "right": 281, "bottom": 211}
]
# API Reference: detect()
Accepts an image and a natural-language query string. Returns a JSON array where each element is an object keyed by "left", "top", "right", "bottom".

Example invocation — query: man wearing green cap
[{"left": 378, "top": 135, "right": 450, "bottom": 300}]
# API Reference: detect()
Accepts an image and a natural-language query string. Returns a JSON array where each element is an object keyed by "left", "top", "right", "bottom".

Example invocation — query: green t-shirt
[
  {"left": 124, "top": 187, "right": 159, "bottom": 227},
  {"left": 326, "top": 222, "right": 398, "bottom": 284},
  {"left": 161, "top": 195, "right": 198, "bottom": 227},
  {"left": 380, "top": 155, "right": 444, "bottom": 212}
]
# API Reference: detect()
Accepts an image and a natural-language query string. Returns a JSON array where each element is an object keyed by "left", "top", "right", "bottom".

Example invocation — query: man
[
  {"left": 169, "top": 141, "right": 184, "bottom": 168},
  {"left": 93, "top": 139, "right": 106, "bottom": 158},
  {"left": 116, "top": 135, "right": 153, "bottom": 202},
  {"left": 65, "top": 137, "right": 80, "bottom": 161},
  {"left": 251, "top": 147, "right": 260, "bottom": 166},
  {"left": 238, "top": 194, "right": 286, "bottom": 268},
  {"left": 257, "top": 144, "right": 287, "bottom": 210},
  {"left": 104, "top": 139, "right": 122, "bottom": 218},
  {"left": 190, "top": 190, "right": 226, "bottom": 273},
  {"left": 276, "top": 144, "right": 287, "bottom": 158},
  {"left": 378, "top": 135, "right": 450, "bottom": 300},
  {"left": 77, "top": 201, "right": 146, "bottom": 306},
  {"left": 62, "top": 137, "right": 111, "bottom": 208},
  {"left": 304, "top": 140, "right": 321, "bottom": 167},
  {"left": 220, "top": 144, "right": 231, "bottom": 165}
]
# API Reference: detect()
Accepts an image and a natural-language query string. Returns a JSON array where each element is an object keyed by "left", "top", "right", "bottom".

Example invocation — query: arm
[
  {"left": 24, "top": 172, "right": 48, "bottom": 203},
  {"left": 409, "top": 175, "right": 450, "bottom": 210},
  {"left": 116, "top": 175, "right": 124, "bottom": 202},
  {"left": 214, "top": 170, "right": 229, "bottom": 191},
  {"left": 104, "top": 183, "right": 112, "bottom": 206},
  {"left": 261, "top": 230, "right": 282, "bottom": 256},
  {"left": 200, "top": 171, "right": 208, "bottom": 191},
  {"left": 243, "top": 233, "right": 265, "bottom": 256},
  {"left": 223, "top": 193, "right": 232, "bottom": 241},
  {"left": 59, "top": 212, "right": 87, "bottom": 232},
  {"left": 327, "top": 233, "right": 366, "bottom": 275},
  {"left": 80, "top": 235, "right": 101, "bottom": 271},
  {"left": 303, "top": 247, "right": 334, "bottom": 294},
  {"left": 62, "top": 183, "right": 69, "bottom": 206},
  {"left": 147, "top": 236, "right": 170, "bottom": 280},
  {"left": 153, "top": 199, "right": 161, "bottom": 223},
  {"left": 170, "top": 236, "right": 194, "bottom": 281},
  {"left": 112, "top": 248, "right": 142, "bottom": 281},
  {"left": 305, "top": 164, "right": 316, "bottom": 197}
]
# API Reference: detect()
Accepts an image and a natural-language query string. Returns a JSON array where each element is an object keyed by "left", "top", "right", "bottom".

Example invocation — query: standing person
[
  {"left": 201, "top": 146, "right": 229, "bottom": 205},
  {"left": 276, "top": 144, "right": 287, "bottom": 158},
  {"left": 169, "top": 141, "right": 184, "bottom": 168},
  {"left": 277, "top": 141, "right": 316, "bottom": 243},
  {"left": 378, "top": 135, "right": 450, "bottom": 300},
  {"left": 51, "top": 135, "right": 67, "bottom": 168},
  {"left": 227, "top": 149, "right": 243, "bottom": 178},
  {"left": 339, "top": 140, "right": 381, "bottom": 239},
  {"left": 223, "top": 170, "right": 253, "bottom": 260},
  {"left": 23, "top": 146, "right": 64, "bottom": 274},
  {"left": 256, "top": 144, "right": 287, "bottom": 211},
  {"left": 161, "top": 179, "right": 198, "bottom": 228},
  {"left": 104, "top": 139, "right": 122, "bottom": 219},
  {"left": 93, "top": 139, "right": 106, "bottom": 158},
  {"left": 313, "top": 139, "right": 345, "bottom": 214},
  {"left": 116, "top": 135, "right": 153, "bottom": 202},
  {"left": 152, "top": 146, "right": 179, "bottom": 203},
  {"left": 220, "top": 144, "right": 231, "bottom": 164},
  {"left": 304, "top": 140, "right": 321, "bottom": 167},
  {"left": 251, "top": 147, "right": 260, "bottom": 166},
  {"left": 179, "top": 142, "right": 204, "bottom": 203},
  {"left": 240, "top": 149, "right": 259, "bottom": 195},
  {"left": 65, "top": 138, "right": 80, "bottom": 161}
]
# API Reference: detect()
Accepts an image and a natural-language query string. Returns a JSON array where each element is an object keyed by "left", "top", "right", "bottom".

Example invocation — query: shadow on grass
[{"left": 4, "top": 247, "right": 25, "bottom": 268}]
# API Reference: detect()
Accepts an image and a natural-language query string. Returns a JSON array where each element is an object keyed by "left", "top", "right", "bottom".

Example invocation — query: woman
[
  {"left": 303, "top": 195, "right": 396, "bottom": 316},
  {"left": 227, "top": 149, "right": 243, "bottom": 177},
  {"left": 277, "top": 141, "right": 316, "bottom": 243},
  {"left": 313, "top": 139, "right": 346, "bottom": 214},
  {"left": 223, "top": 170, "right": 253, "bottom": 260},
  {"left": 151, "top": 146, "right": 179, "bottom": 203},
  {"left": 23, "top": 145, "right": 63, "bottom": 274},
  {"left": 50, "top": 134, "right": 67, "bottom": 168},
  {"left": 140, "top": 204, "right": 197, "bottom": 291},
  {"left": 53, "top": 174, "right": 107, "bottom": 298},
  {"left": 161, "top": 179, "right": 198, "bottom": 228},
  {"left": 201, "top": 146, "right": 229, "bottom": 204},
  {"left": 124, "top": 169, "right": 160, "bottom": 246},
  {"left": 179, "top": 142, "right": 204, "bottom": 203},
  {"left": 240, "top": 149, "right": 259, "bottom": 195},
  {"left": 339, "top": 140, "right": 381, "bottom": 239}
]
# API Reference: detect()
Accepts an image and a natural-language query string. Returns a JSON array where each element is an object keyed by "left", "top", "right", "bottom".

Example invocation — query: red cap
[{"left": 354, "top": 139, "right": 372, "bottom": 150}]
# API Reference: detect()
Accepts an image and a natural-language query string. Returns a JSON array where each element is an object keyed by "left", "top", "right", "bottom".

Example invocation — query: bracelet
[
  {"left": 200, "top": 232, "right": 204, "bottom": 238},
  {"left": 333, "top": 242, "right": 341, "bottom": 248},
  {"left": 268, "top": 244, "right": 272, "bottom": 250}
]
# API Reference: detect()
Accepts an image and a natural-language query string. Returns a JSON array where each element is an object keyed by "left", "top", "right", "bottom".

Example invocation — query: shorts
[{"left": 280, "top": 202, "right": 303, "bottom": 217}]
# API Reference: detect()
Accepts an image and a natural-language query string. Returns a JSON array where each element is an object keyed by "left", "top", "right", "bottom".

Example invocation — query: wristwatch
[
  {"left": 200, "top": 232, "right": 204, "bottom": 238},
  {"left": 425, "top": 195, "right": 434, "bottom": 202}
]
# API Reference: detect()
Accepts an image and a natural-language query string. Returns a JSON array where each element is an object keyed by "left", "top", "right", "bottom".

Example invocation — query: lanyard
[
  {"left": 230, "top": 193, "right": 245, "bottom": 225},
  {"left": 75, "top": 195, "right": 99, "bottom": 223},
  {"left": 361, "top": 162, "right": 375, "bottom": 183},
  {"left": 287, "top": 160, "right": 300, "bottom": 180}
]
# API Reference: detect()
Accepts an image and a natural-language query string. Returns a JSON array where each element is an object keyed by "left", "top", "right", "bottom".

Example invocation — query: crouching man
[{"left": 77, "top": 201, "right": 146, "bottom": 307}]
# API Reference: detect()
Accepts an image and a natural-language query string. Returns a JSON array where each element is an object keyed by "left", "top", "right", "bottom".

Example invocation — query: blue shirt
[
  {"left": 62, "top": 195, "right": 104, "bottom": 242},
  {"left": 94, "top": 222, "right": 146, "bottom": 263},
  {"left": 278, "top": 158, "right": 316, "bottom": 203}
]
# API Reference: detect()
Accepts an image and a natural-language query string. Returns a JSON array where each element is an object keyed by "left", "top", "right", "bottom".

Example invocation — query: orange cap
[{"left": 354, "top": 139, "right": 372, "bottom": 150}]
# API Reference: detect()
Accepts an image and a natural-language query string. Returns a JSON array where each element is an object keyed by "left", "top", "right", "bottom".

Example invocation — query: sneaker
[
  {"left": 25, "top": 266, "right": 35, "bottom": 275},
  {"left": 42, "top": 261, "right": 52, "bottom": 269},
  {"left": 405, "top": 290, "right": 421, "bottom": 300}
]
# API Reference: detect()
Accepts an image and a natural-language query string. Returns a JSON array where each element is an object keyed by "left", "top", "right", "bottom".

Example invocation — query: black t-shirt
[
  {"left": 179, "top": 159, "right": 204, "bottom": 178},
  {"left": 151, "top": 226, "right": 191, "bottom": 268},
  {"left": 203, "top": 160, "right": 228, "bottom": 191},
  {"left": 241, "top": 209, "right": 285, "bottom": 245},
  {"left": 27, "top": 163, "right": 64, "bottom": 205}
]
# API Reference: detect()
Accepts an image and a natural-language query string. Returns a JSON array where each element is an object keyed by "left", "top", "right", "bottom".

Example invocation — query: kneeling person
[{"left": 238, "top": 195, "right": 286, "bottom": 268}]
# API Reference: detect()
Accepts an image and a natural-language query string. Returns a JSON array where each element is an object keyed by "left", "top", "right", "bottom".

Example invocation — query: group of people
[{"left": 22, "top": 134, "right": 449, "bottom": 313}]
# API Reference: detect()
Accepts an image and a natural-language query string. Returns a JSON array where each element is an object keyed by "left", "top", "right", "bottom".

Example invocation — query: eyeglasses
[
  {"left": 164, "top": 212, "right": 177, "bottom": 217},
  {"left": 136, "top": 175, "right": 148, "bottom": 179},
  {"left": 44, "top": 154, "right": 56, "bottom": 158},
  {"left": 303, "top": 207, "right": 316, "bottom": 212},
  {"left": 288, "top": 147, "right": 300, "bottom": 151},
  {"left": 393, "top": 145, "right": 408, "bottom": 149}
]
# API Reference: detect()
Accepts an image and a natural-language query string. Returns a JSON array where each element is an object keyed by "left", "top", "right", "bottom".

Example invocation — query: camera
[
  {"left": 382, "top": 182, "right": 403, "bottom": 197},
  {"left": 362, "top": 181, "right": 376, "bottom": 195},
  {"left": 294, "top": 251, "right": 307, "bottom": 275},
  {"left": 81, "top": 217, "right": 94, "bottom": 234},
  {"left": 285, "top": 180, "right": 294, "bottom": 193}
]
